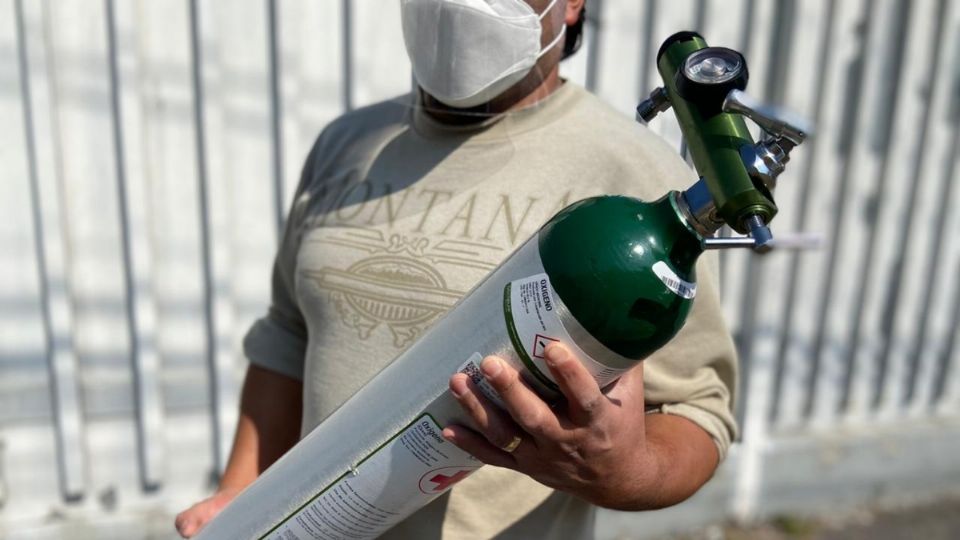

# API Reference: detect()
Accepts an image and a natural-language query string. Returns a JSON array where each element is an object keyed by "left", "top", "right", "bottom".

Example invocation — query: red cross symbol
[
  {"left": 419, "top": 467, "right": 478, "bottom": 494},
  {"left": 428, "top": 470, "right": 471, "bottom": 492}
]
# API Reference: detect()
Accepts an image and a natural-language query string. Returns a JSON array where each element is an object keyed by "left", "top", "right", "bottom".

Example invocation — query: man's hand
[
  {"left": 173, "top": 365, "right": 303, "bottom": 538},
  {"left": 443, "top": 343, "right": 718, "bottom": 511},
  {"left": 175, "top": 488, "right": 241, "bottom": 538}
]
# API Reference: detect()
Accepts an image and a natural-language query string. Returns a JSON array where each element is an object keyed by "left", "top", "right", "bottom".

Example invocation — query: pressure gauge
[
  {"left": 675, "top": 47, "right": 749, "bottom": 115},
  {"left": 683, "top": 48, "right": 746, "bottom": 85}
]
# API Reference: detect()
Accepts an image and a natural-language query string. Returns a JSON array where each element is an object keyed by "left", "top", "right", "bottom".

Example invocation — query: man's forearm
[
  {"left": 595, "top": 413, "right": 719, "bottom": 512},
  {"left": 218, "top": 365, "right": 303, "bottom": 492}
]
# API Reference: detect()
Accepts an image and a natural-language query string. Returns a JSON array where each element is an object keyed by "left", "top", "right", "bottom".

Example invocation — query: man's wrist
[
  {"left": 215, "top": 478, "right": 251, "bottom": 498},
  {"left": 582, "top": 438, "right": 666, "bottom": 511},
  {"left": 581, "top": 414, "right": 718, "bottom": 512}
]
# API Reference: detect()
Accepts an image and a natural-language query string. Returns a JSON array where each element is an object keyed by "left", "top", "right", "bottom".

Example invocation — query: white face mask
[{"left": 401, "top": 0, "right": 567, "bottom": 109}]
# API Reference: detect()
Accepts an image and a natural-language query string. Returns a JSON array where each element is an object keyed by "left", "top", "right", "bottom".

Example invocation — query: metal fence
[{"left": 1, "top": 0, "right": 959, "bottom": 538}]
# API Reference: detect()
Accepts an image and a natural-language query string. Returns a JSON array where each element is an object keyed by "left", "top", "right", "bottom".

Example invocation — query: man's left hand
[{"left": 443, "top": 343, "right": 662, "bottom": 509}]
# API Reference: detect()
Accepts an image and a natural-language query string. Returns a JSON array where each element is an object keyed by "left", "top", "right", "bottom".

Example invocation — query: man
[{"left": 176, "top": 0, "right": 737, "bottom": 538}]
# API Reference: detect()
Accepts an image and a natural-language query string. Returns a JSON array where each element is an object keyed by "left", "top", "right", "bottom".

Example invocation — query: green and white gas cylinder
[{"left": 197, "top": 32, "right": 812, "bottom": 540}]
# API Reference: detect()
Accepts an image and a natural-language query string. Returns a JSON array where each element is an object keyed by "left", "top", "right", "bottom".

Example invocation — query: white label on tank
[
  {"left": 652, "top": 261, "right": 697, "bottom": 299},
  {"left": 506, "top": 273, "right": 627, "bottom": 389},
  {"left": 265, "top": 414, "right": 479, "bottom": 540}
]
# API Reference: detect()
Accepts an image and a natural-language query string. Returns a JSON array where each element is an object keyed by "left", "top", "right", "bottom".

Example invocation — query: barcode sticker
[
  {"left": 652, "top": 261, "right": 697, "bottom": 299},
  {"left": 457, "top": 353, "right": 505, "bottom": 409}
]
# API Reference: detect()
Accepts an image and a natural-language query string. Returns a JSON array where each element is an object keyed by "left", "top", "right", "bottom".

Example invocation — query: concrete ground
[{"left": 657, "top": 496, "right": 960, "bottom": 540}]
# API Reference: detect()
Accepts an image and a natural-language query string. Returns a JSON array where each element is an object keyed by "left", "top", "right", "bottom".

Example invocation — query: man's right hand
[
  {"left": 175, "top": 488, "right": 241, "bottom": 538},
  {"left": 172, "top": 364, "right": 304, "bottom": 538}
]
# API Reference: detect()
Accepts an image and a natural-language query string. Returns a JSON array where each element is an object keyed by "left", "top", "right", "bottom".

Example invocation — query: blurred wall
[{"left": 1, "top": 0, "right": 959, "bottom": 538}]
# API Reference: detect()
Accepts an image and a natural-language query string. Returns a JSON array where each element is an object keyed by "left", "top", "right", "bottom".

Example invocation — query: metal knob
[
  {"left": 722, "top": 89, "right": 812, "bottom": 145},
  {"left": 636, "top": 87, "right": 671, "bottom": 124},
  {"left": 745, "top": 215, "right": 774, "bottom": 253},
  {"left": 702, "top": 231, "right": 822, "bottom": 253}
]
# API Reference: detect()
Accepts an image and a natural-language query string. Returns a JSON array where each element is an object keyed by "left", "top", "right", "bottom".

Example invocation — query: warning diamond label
[
  {"left": 532, "top": 334, "right": 560, "bottom": 359},
  {"left": 505, "top": 272, "right": 631, "bottom": 390}
]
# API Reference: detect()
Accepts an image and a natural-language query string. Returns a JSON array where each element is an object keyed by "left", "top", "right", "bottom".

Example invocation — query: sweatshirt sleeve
[
  {"left": 241, "top": 139, "right": 324, "bottom": 381},
  {"left": 632, "top": 128, "right": 739, "bottom": 459},
  {"left": 612, "top": 120, "right": 739, "bottom": 459},
  {"left": 643, "top": 250, "right": 739, "bottom": 459}
]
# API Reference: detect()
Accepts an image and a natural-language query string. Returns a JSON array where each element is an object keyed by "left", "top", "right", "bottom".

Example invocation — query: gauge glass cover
[{"left": 683, "top": 49, "right": 744, "bottom": 85}]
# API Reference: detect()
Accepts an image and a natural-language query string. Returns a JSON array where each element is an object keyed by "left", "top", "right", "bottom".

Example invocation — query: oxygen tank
[{"left": 196, "top": 31, "right": 811, "bottom": 540}]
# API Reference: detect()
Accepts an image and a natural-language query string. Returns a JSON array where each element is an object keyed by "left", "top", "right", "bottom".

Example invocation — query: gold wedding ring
[{"left": 501, "top": 436, "right": 522, "bottom": 453}]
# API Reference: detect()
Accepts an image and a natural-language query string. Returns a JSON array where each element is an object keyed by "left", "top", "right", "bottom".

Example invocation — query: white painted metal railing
[{"left": 1, "top": 1, "right": 958, "bottom": 538}]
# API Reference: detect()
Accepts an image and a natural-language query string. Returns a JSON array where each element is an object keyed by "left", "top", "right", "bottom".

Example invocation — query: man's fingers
[
  {"left": 543, "top": 344, "right": 607, "bottom": 425},
  {"left": 175, "top": 493, "right": 231, "bottom": 538},
  {"left": 442, "top": 425, "right": 516, "bottom": 469},
  {"left": 450, "top": 373, "right": 529, "bottom": 452},
  {"left": 175, "top": 507, "right": 201, "bottom": 538},
  {"left": 479, "top": 356, "right": 560, "bottom": 438}
]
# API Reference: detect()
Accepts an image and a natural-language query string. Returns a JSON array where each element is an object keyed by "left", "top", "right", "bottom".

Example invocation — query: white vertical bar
[
  {"left": 15, "top": 0, "right": 87, "bottom": 501},
  {"left": 594, "top": 0, "right": 644, "bottom": 117},
  {"left": 214, "top": 0, "right": 283, "bottom": 370},
  {"left": 105, "top": 0, "right": 165, "bottom": 491},
  {"left": 583, "top": 0, "right": 605, "bottom": 92},
  {"left": 267, "top": 0, "right": 285, "bottom": 238},
  {"left": 777, "top": 0, "right": 867, "bottom": 428},
  {"left": 934, "top": 254, "right": 960, "bottom": 415},
  {"left": 729, "top": 0, "right": 808, "bottom": 521},
  {"left": 852, "top": 0, "right": 945, "bottom": 419},
  {"left": 803, "top": 0, "right": 885, "bottom": 426},
  {"left": 341, "top": 0, "right": 354, "bottom": 111},
  {"left": 727, "top": 0, "right": 777, "bottom": 427},
  {"left": 768, "top": 0, "right": 837, "bottom": 428},
  {"left": 930, "top": 35, "right": 960, "bottom": 411},
  {"left": 279, "top": 0, "right": 343, "bottom": 202},
  {"left": 188, "top": 0, "right": 237, "bottom": 477},
  {"left": 349, "top": 0, "right": 409, "bottom": 108},
  {"left": 635, "top": 0, "right": 659, "bottom": 107},
  {"left": 0, "top": 438, "right": 6, "bottom": 507},
  {"left": 899, "top": 1, "right": 960, "bottom": 416}
]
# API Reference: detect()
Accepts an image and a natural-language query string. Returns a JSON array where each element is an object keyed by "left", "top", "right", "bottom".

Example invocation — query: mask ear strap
[
  {"left": 538, "top": 0, "right": 561, "bottom": 20},
  {"left": 536, "top": 0, "right": 566, "bottom": 58},
  {"left": 537, "top": 23, "right": 567, "bottom": 59}
]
